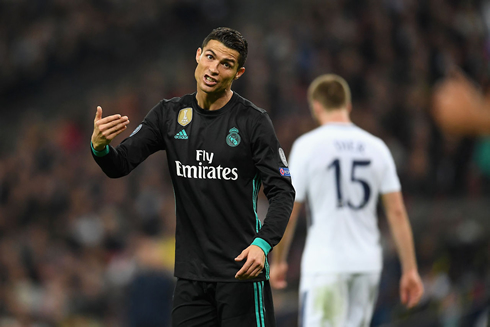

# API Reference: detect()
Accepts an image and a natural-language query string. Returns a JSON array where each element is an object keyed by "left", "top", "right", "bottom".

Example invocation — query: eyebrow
[{"left": 206, "top": 49, "right": 236, "bottom": 65}]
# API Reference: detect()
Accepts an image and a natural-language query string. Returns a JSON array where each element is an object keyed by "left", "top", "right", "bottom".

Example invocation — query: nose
[{"left": 208, "top": 61, "right": 219, "bottom": 75}]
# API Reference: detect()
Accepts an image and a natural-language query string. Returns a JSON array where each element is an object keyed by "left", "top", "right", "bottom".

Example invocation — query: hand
[
  {"left": 432, "top": 70, "right": 487, "bottom": 135},
  {"left": 91, "top": 106, "right": 130, "bottom": 150},
  {"left": 269, "top": 262, "right": 288, "bottom": 289},
  {"left": 400, "top": 269, "right": 424, "bottom": 308},
  {"left": 234, "top": 245, "right": 265, "bottom": 280}
]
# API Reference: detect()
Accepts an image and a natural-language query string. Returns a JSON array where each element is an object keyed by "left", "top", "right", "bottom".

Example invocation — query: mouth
[{"left": 203, "top": 74, "right": 218, "bottom": 86}]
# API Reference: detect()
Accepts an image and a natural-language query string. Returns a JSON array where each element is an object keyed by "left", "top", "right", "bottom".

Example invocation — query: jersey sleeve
[
  {"left": 92, "top": 102, "right": 165, "bottom": 178},
  {"left": 250, "top": 112, "right": 295, "bottom": 249},
  {"left": 378, "top": 141, "right": 401, "bottom": 194},
  {"left": 288, "top": 138, "right": 308, "bottom": 203}
]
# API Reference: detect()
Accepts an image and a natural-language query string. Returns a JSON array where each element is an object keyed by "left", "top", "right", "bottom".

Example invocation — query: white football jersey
[{"left": 289, "top": 123, "right": 401, "bottom": 274}]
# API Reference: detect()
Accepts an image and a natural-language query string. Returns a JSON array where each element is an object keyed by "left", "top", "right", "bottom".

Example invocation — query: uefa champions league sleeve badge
[{"left": 226, "top": 127, "right": 241, "bottom": 147}]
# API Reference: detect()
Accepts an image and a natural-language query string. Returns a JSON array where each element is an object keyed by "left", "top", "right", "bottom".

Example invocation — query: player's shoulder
[
  {"left": 160, "top": 93, "right": 194, "bottom": 108},
  {"left": 233, "top": 92, "right": 268, "bottom": 115},
  {"left": 150, "top": 94, "right": 195, "bottom": 121},
  {"left": 290, "top": 126, "right": 326, "bottom": 155},
  {"left": 351, "top": 126, "right": 394, "bottom": 158}
]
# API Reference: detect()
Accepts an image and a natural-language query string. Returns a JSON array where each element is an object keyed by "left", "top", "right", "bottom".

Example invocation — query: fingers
[
  {"left": 274, "top": 280, "right": 287, "bottom": 289},
  {"left": 400, "top": 287, "right": 408, "bottom": 306},
  {"left": 235, "top": 260, "right": 264, "bottom": 280},
  {"left": 234, "top": 249, "right": 246, "bottom": 262},
  {"left": 401, "top": 281, "right": 424, "bottom": 309},
  {"left": 235, "top": 259, "right": 253, "bottom": 279},
  {"left": 408, "top": 285, "right": 424, "bottom": 308},
  {"left": 96, "top": 116, "right": 129, "bottom": 139},
  {"left": 270, "top": 273, "right": 287, "bottom": 289},
  {"left": 235, "top": 245, "right": 265, "bottom": 280},
  {"left": 98, "top": 114, "right": 129, "bottom": 126},
  {"left": 235, "top": 256, "right": 264, "bottom": 280},
  {"left": 270, "top": 263, "right": 288, "bottom": 289},
  {"left": 103, "top": 119, "right": 130, "bottom": 139}
]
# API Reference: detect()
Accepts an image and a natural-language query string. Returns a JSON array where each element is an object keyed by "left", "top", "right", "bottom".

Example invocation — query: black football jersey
[{"left": 92, "top": 92, "right": 295, "bottom": 282}]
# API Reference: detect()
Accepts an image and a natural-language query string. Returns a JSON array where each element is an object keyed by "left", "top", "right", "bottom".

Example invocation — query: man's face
[{"left": 194, "top": 40, "right": 245, "bottom": 95}]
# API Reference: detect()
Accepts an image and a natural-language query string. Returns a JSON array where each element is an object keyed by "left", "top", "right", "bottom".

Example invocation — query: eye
[
  {"left": 223, "top": 62, "right": 231, "bottom": 68},
  {"left": 206, "top": 54, "right": 213, "bottom": 60}
]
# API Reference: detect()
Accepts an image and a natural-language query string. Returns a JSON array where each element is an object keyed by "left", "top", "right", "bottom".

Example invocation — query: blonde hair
[{"left": 307, "top": 74, "right": 351, "bottom": 110}]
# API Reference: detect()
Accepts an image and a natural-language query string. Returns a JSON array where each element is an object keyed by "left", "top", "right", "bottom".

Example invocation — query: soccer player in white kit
[{"left": 270, "top": 74, "right": 424, "bottom": 327}]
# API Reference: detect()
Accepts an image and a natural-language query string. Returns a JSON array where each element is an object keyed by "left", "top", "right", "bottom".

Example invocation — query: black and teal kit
[{"left": 92, "top": 92, "right": 295, "bottom": 283}]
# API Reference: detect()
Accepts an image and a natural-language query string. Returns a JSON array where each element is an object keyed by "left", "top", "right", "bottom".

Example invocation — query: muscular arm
[{"left": 382, "top": 191, "right": 424, "bottom": 308}]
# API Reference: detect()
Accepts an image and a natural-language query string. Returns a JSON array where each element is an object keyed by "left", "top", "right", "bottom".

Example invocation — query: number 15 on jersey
[{"left": 328, "top": 158, "right": 371, "bottom": 210}]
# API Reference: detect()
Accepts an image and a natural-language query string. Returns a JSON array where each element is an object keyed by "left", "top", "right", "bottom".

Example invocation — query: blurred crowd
[{"left": 1, "top": 0, "right": 490, "bottom": 326}]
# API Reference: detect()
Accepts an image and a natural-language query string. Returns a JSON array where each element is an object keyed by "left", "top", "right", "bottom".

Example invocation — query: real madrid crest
[
  {"left": 178, "top": 108, "right": 193, "bottom": 126},
  {"left": 226, "top": 127, "right": 241, "bottom": 147}
]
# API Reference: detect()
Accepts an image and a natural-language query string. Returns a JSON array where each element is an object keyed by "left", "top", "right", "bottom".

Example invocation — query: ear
[
  {"left": 234, "top": 67, "right": 246, "bottom": 80},
  {"left": 310, "top": 100, "right": 322, "bottom": 121},
  {"left": 196, "top": 48, "right": 202, "bottom": 64}
]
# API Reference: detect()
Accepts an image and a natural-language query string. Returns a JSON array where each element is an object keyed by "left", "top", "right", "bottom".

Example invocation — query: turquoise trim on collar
[
  {"left": 91, "top": 143, "right": 109, "bottom": 157},
  {"left": 252, "top": 238, "right": 272, "bottom": 256}
]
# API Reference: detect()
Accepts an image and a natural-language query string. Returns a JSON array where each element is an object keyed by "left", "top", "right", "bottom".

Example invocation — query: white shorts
[{"left": 299, "top": 272, "right": 381, "bottom": 327}]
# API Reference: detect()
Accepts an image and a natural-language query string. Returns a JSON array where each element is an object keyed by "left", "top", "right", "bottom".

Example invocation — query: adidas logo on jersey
[{"left": 174, "top": 130, "right": 188, "bottom": 139}]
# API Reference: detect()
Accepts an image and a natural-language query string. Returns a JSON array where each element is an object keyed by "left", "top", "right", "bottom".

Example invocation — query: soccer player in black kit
[{"left": 90, "top": 27, "right": 295, "bottom": 327}]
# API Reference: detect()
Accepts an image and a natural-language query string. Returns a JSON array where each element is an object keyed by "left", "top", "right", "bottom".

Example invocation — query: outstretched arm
[
  {"left": 382, "top": 191, "right": 424, "bottom": 308},
  {"left": 90, "top": 103, "right": 164, "bottom": 178},
  {"left": 269, "top": 201, "right": 303, "bottom": 289}
]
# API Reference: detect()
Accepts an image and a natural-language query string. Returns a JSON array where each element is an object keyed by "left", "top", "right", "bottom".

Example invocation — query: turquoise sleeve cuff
[
  {"left": 91, "top": 143, "right": 109, "bottom": 157},
  {"left": 251, "top": 238, "right": 272, "bottom": 256}
]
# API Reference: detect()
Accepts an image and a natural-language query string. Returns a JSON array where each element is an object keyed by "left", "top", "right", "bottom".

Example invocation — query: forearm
[
  {"left": 91, "top": 144, "right": 133, "bottom": 178},
  {"left": 382, "top": 192, "right": 418, "bottom": 273},
  {"left": 388, "top": 212, "right": 418, "bottom": 273},
  {"left": 256, "top": 183, "right": 295, "bottom": 248},
  {"left": 271, "top": 202, "right": 302, "bottom": 264}
]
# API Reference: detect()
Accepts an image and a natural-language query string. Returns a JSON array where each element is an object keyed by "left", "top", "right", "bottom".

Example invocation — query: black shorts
[{"left": 172, "top": 278, "right": 276, "bottom": 327}]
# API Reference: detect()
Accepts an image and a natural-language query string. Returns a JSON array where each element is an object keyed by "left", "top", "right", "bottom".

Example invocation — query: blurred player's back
[{"left": 290, "top": 123, "right": 401, "bottom": 275}]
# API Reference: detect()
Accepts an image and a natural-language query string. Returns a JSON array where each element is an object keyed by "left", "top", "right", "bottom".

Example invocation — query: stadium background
[{"left": 1, "top": 0, "right": 490, "bottom": 326}]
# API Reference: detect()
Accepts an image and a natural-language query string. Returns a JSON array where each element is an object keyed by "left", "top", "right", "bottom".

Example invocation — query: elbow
[
  {"left": 103, "top": 169, "right": 127, "bottom": 179},
  {"left": 386, "top": 208, "right": 408, "bottom": 225}
]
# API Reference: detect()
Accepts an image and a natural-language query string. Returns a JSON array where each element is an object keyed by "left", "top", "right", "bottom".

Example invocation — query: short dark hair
[
  {"left": 202, "top": 27, "right": 248, "bottom": 69},
  {"left": 308, "top": 74, "right": 351, "bottom": 110}
]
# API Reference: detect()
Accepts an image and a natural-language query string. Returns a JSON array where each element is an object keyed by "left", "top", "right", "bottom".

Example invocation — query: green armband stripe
[
  {"left": 91, "top": 143, "right": 109, "bottom": 157},
  {"left": 252, "top": 238, "right": 271, "bottom": 256}
]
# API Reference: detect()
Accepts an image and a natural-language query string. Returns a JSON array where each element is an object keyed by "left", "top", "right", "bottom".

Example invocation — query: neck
[
  {"left": 316, "top": 108, "right": 351, "bottom": 125},
  {"left": 196, "top": 88, "right": 234, "bottom": 111}
]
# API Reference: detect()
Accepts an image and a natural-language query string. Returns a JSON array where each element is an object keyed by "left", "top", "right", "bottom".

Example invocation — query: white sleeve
[
  {"left": 379, "top": 142, "right": 401, "bottom": 194},
  {"left": 289, "top": 139, "right": 308, "bottom": 202}
]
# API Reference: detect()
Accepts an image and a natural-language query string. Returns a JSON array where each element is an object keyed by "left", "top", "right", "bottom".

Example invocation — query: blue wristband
[
  {"left": 91, "top": 143, "right": 109, "bottom": 157},
  {"left": 251, "top": 238, "right": 272, "bottom": 256}
]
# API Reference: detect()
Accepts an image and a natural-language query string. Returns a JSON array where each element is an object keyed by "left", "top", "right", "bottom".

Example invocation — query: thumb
[
  {"left": 235, "top": 249, "right": 248, "bottom": 261},
  {"left": 95, "top": 106, "right": 103, "bottom": 121}
]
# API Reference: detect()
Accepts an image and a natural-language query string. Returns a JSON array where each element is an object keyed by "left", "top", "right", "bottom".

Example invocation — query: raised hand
[
  {"left": 234, "top": 245, "right": 265, "bottom": 280},
  {"left": 91, "top": 106, "right": 130, "bottom": 150}
]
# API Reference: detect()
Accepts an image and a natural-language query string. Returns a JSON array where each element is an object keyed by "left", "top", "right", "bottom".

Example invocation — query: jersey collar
[{"left": 192, "top": 92, "right": 238, "bottom": 116}]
